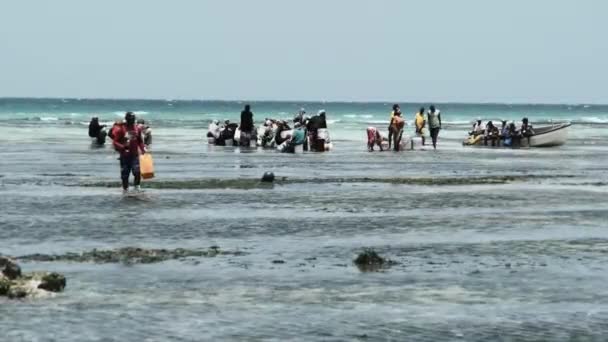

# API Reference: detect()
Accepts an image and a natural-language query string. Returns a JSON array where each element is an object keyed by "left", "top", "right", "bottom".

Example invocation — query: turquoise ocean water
[{"left": 1, "top": 98, "right": 608, "bottom": 341}]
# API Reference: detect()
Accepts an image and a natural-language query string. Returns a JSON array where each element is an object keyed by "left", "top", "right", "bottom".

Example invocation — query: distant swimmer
[
  {"left": 112, "top": 112, "right": 147, "bottom": 193},
  {"left": 427, "top": 105, "right": 442, "bottom": 150},
  {"left": 414, "top": 107, "right": 426, "bottom": 146}
]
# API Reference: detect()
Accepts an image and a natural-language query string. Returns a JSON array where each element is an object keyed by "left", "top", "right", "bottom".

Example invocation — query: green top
[
  {"left": 293, "top": 128, "right": 306, "bottom": 145},
  {"left": 428, "top": 111, "right": 441, "bottom": 129}
]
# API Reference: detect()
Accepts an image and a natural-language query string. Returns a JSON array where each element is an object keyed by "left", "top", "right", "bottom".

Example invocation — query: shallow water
[{"left": 1, "top": 99, "right": 608, "bottom": 341}]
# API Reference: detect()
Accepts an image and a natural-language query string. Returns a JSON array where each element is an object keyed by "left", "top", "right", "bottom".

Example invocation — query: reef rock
[
  {"left": 0, "top": 257, "right": 66, "bottom": 300},
  {"left": 0, "top": 256, "right": 21, "bottom": 279},
  {"left": 38, "top": 272, "right": 67, "bottom": 292},
  {"left": 353, "top": 249, "right": 396, "bottom": 272},
  {"left": 17, "top": 246, "right": 243, "bottom": 264}
]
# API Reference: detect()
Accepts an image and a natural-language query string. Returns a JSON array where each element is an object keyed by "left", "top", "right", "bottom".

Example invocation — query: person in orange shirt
[{"left": 391, "top": 111, "right": 405, "bottom": 151}]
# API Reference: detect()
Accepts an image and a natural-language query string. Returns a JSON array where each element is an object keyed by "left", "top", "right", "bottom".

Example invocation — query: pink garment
[{"left": 367, "top": 127, "right": 379, "bottom": 145}]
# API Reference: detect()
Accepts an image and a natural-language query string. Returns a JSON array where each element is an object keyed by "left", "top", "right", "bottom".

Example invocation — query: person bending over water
[
  {"left": 366, "top": 127, "right": 386, "bottom": 151},
  {"left": 112, "top": 112, "right": 147, "bottom": 193},
  {"left": 427, "top": 105, "right": 442, "bottom": 150}
]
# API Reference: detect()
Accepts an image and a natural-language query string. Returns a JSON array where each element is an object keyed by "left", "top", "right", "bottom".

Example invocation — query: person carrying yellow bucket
[{"left": 111, "top": 112, "right": 153, "bottom": 194}]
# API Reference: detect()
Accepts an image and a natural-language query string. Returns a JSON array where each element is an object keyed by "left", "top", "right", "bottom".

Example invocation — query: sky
[{"left": 1, "top": 0, "right": 606, "bottom": 103}]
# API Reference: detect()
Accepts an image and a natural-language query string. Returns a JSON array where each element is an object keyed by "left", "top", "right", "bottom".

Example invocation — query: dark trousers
[
  {"left": 308, "top": 130, "right": 324, "bottom": 152},
  {"left": 120, "top": 154, "right": 141, "bottom": 190},
  {"left": 430, "top": 128, "right": 440, "bottom": 147},
  {"left": 240, "top": 131, "right": 252, "bottom": 147}
]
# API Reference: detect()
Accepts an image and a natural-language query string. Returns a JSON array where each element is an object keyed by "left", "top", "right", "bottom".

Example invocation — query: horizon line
[{"left": 0, "top": 96, "right": 605, "bottom": 107}]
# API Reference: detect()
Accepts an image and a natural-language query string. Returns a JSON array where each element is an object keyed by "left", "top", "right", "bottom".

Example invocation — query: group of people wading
[
  {"left": 367, "top": 104, "right": 442, "bottom": 152},
  {"left": 207, "top": 105, "right": 332, "bottom": 153}
]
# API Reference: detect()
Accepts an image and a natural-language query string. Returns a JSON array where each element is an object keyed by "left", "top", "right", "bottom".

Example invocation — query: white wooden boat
[
  {"left": 463, "top": 123, "right": 570, "bottom": 148},
  {"left": 526, "top": 123, "right": 570, "bottom": 147}
]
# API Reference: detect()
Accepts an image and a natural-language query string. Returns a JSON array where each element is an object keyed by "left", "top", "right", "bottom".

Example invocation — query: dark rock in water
[
  {"left": 354, "top": 249, "right": 395, "bottom": 272},
  {"left": 38, "top": 272, "right": 66, "bottom": 292},
  {"left": 261, "top": 172, "right": 275, "bottom": 183},
  {"left": 0, "top": 256, "right": 21, "bottom": 279},
  {"left": 272, "top": 260, "right": 285, "bottom": 264},
  {"left": 7, "top": 286, "right": 28, "bottom": 299},
  {"left": 0, "top": 256, "right": 67, "bottom": 299},
  {"left": 354, "top": 249, "right": 385, "bottom": 266},
  {"left": 3, "top": 263, "right": 22, "bottom": 280}
]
